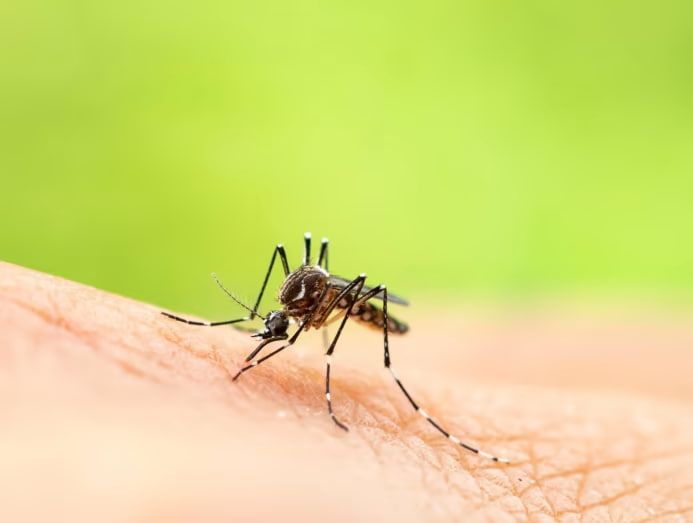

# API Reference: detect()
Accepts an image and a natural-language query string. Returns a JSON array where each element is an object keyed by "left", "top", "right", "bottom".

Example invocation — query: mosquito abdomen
[{"left": 349, "top": 301, "right": 409, "bottom": 334}]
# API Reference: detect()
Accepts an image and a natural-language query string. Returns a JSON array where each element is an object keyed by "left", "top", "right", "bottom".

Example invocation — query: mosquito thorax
[{"left": 278, "top": 265, "right": 329, "bottom": 316}]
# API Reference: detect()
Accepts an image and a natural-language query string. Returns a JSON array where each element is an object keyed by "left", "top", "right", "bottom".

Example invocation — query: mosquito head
[{"left": 252, "top": 310, "right": 290, "bottom": 339}]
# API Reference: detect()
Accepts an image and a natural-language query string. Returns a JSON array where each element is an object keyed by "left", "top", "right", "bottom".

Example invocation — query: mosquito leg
[
  {"left": 233, "top": 342, "right": 288, "bottom": 381},
  {"left": 231, "top": 336, "right": 288, "bottom": 381},
  {"left": 303, "top": 232, "right": 311, "bottom": 266},
  {"left": 161, "top": 312, "right": 251, "bottom": 327},
  {"left": 319, "top": 237, "right": 330, "bottom": 378},
  {"left": 321, "top": 274, "right": 368, "bottom": 431},
  {"left": 317, "top": 237, "right": 329, "bottom": 269},
  {"left": 243, "top": 335, "right": 285, "bottom": 362},
  {"left": 320, "top": 236, "right": 331, "bottom": 384},
  {"left": 325, "top": 353, "right": 348, "bottom": 431},
  {"left": 365, "top": 285, "right": 511, "bottom": 463},
  {"left": 232, "top": 335, "right": 291, "bottom": 381},
  {"left": 249, "top": 243, "right": 291, "bottom": 318},
  {"left": 310, "top": 235, "right": 331, "bottom": 350}
]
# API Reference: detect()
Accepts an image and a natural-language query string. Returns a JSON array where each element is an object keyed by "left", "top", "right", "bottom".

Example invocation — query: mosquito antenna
[{"left": 211, "top": 272, "right": 265, "bottom": 320}]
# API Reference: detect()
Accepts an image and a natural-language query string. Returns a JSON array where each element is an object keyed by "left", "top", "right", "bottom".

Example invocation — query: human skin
[{"left": 1, "top": 261, "right": 693, "bottom": 522}]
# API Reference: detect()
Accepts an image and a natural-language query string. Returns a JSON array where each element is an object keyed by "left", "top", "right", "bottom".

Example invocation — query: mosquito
[{"left": 161, "top": 233, "right": 509, "bottom": 463}]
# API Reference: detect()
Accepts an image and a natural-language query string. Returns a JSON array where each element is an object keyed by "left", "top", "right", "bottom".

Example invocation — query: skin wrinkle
[
  {"left": 2, "top": 262, "right": 693, "bottom": 521},
  {"left": 7, "top": 286, "right": 182, "bottom": 382},
  {"left": 3, "top": 294, "right": 166, "bottom": 386}
]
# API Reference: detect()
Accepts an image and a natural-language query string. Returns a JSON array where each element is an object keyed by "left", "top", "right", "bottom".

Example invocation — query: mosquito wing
[{"left": 327, "top": 274, "right": 409, "bottom": 306}]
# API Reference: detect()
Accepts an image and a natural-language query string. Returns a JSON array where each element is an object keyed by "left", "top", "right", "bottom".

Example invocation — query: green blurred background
[{"left": 2, "top": 0, "right": 692, "bottom": 317}]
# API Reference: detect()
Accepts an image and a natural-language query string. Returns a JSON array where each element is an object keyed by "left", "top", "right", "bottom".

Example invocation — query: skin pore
[{"left": 2, "top": 261, "right": 693, "bottom": 521}]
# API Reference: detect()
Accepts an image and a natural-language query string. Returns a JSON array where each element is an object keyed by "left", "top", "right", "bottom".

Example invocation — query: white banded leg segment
[
  {"left": 325, "top": 354, "right": 349, "bottom": 431},
  {"left": 303, "top": 232, "right": 311, "bottom": 266},
  {"left": 321, "top": 277, "right": 372, "bottom": 433},
  {"left": 161, "top": 311, "right": 251, "bottom": 327},
  {"left": 388, "top": 367, "right": 509, "bottom": 463}
]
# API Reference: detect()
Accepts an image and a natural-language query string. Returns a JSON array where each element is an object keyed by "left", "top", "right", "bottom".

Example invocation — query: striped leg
[
  {"left": 249, "top": 243, "right": 291, "bottom": 317},
  {"left": 325, "top": 353, "right": 348, "bottom": 431},
  {"left": 378, "top": 286, "right": 510, "bottom": 464},
  {"left": 161, "top": 312, "right": 250, "bottom": 327},
  {"left": 321, "top": 274, "right": 370, "bottom": 431},
  {"left": 317, "top": 235, "right": 331, "bottom": 399}
]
